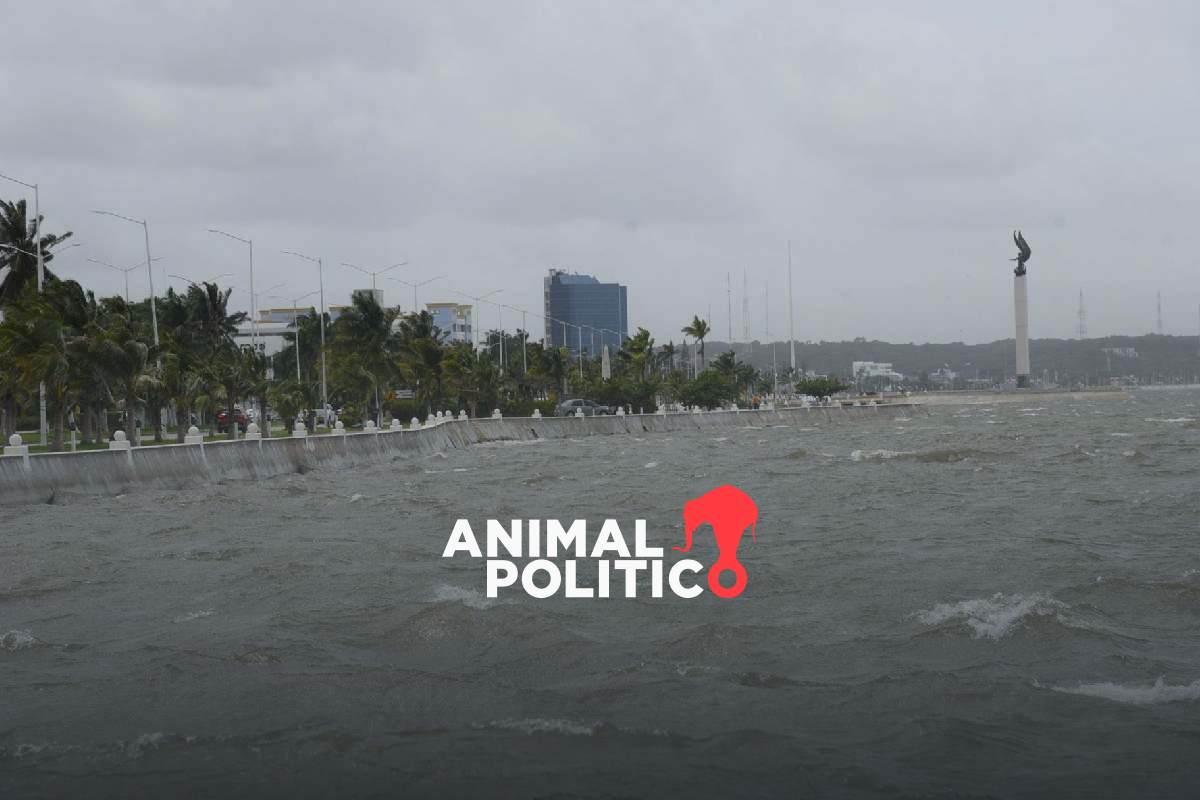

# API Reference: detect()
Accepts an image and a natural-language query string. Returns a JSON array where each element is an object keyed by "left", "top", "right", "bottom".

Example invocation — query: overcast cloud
[{"left": 3, "top": 1, "right": 1199, "bottom": 344}]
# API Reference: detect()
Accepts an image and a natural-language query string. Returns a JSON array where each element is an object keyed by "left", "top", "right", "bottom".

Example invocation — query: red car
[{"left": 216, "top": 407, "right": 249, "bottom": 433}]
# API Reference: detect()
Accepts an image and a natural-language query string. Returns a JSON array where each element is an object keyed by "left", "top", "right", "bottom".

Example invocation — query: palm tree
[
  {"left": 659, "top": 341, "right": 677, "bottom": 377},
  {"left": 681, "top": 315, "right": 710, "bottom": 371},
  {"left": 396, "top": 310, "right": 446, "bottom": 416},
  {"left": 93, "top": 315, "right": 153, "bottom": 445},
  {"left": 0, "top": 198, "right": 73, "bottom": 307},
  {"left": 622, "top": 327, "right": 655, "bottom": 381},
  {"left": 443, "top": 342, "right": 499, "bottom": 417},
  {"left": 331, "top": 291, "right": 399, "bottom": 425},
  {"left": 0, "top": 284, "right": 80, "bottom": 450}
]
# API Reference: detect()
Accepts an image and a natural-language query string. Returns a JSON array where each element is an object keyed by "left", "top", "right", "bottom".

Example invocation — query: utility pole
[
  {"left": 521, "top": 310, "right": 528, "bottom": 374},
  {"left": 787, "top": 240, "right": 796, "bottom": 372},
  {"left": 1077, "top": 290, "right": 1087, "bottom": 338},
  {"left": 742, "top": 269, "right": 750, "bottom": 355},
  {"left": 726, "top": 272, "right": 733, "bottom": 351}
]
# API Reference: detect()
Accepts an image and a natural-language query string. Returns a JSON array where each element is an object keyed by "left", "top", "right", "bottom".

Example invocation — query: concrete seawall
[{"left": 0, "top": 404, "right": 919, "bottom": 506}]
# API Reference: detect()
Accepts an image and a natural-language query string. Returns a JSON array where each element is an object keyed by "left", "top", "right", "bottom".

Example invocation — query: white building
[
  {"left": 852, "top": 361, "right": 904, "bottom": 381},
  {"left": 426, "top": 302, "right": 473, "bottom": 343},
  {"left": 233, "top": 319, "right": 294, "bottom": 359}
]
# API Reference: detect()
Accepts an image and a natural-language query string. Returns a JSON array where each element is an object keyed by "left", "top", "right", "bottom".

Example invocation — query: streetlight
[
  {"left": 0, "top": 241, "right": 79, "bottom": 259},
  {"left": 474, "top": 288, "right": 503, "bottom": 351},
  {"left": 386, "top": 274, "right": 444, "bottom": 315},
  {"left": 253, "top": 281, "right": 286, "bottom": 316},
  {"left": 208, "top": 229, "right": 255, "bottom": 350},
  {"left": 281, "top": 250, "right": 327, "bottom": 414},
  {"left": 92, "top": 210, "right": 159, "bottom": 349},
  {"left": 2, "top": 172, "right": 46, "bottom": 445},
  {"left": 87, "top": 256, "right": 162, "bottom": 304},
  {"left": 340, "top": 260, "right": 408, "bottom": 292},
  {"left": 267, "top": 291, "right": 319, "bottom": 382}
]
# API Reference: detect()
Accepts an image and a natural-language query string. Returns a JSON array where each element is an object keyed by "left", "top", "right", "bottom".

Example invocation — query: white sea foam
[
  {"left": 481, "top": 717, "right": 599, "bottom": 736},
  {"left": 1145, "top": 417, "right": 1195, "bottom": 424},
  {"left": 916, "top": 593, "right": 1066, "bottom": 639},
  {"left": 125, "top": 732, "right": 170, "bottom": 758},
  {"left": 1, "top": 630, "right": 38, "bottom": 651},
  {"left": 349, "top": 493, "right": 365, "bottom": 503},
  {"left": 1110, "top": 432, "right": 1133, "bottom": 437},
  {"left": 643, "top": 462, "right": 658, "bottom": 469},
  {"left": 433, "top": 584, "right": 497, "bottom": 609},
  {"left": 1052, "top": 677, "right": 1200, "bottom": 705},
  {"left": 172, "top": 610, "right": 214, "bottom": 623},
  {"left": 851, "top": 449, "right": 908, "bottom": 462}
]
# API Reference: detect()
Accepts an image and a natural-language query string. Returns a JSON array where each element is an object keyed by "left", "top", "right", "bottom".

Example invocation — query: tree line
[{"left": 3, "top": 196, "right": 850, "bottom": 451}]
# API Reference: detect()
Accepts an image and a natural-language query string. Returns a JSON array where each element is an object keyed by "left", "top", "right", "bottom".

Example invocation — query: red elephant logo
[{"left": 674, "top": 485, "right": 759, "bottom": 599}]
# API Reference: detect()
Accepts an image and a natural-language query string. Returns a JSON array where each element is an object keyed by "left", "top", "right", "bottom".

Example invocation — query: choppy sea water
[{"left": 3, "top": 393, "right": 1200, "bottom": 798}]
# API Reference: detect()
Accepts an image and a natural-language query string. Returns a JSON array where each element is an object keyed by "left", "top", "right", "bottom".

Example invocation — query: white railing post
[{"left": 3, "top": 433, "right": 30, "bottom": 471}]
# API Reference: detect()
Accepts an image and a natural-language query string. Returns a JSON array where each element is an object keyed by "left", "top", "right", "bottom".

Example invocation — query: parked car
[
  {"left": 555, "top": 398, "right": 612, "bottom": 417},
  {"left": 216, "top": 406, "right": 249, "bottom": 433}
]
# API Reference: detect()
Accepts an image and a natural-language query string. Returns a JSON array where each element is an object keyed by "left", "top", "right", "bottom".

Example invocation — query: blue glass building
[{"left": 542, "top": 270, "right": 628, "bottom": 355}]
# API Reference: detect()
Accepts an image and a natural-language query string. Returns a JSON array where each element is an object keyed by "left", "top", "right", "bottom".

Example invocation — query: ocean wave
[
  {"left": 851, "top": 448, "right": 987, "bottom": 464},
  {"left": 1, "top": 629, "right": 39, "bottom": 651},
  {"left": 474, "top": 439, "right": 547, "bottom": 448},
  {"left": 1051, "top": 677, "right": 1200, "bottom": 705},
  {"left": 474, "top": 717, "right": 673, "bottom": 739},
  {"left": 915, "top": 593, "right": 1066, "bottom": 639},
  {"left": 432, "top": 584, "right": 498, "bottom": 610},
  {"left": 171, "top": 610, "right": 214, "bottom": 623},
  {"left": 851, "top": 449, "right": 908, "bottom": 461},
  {"left": 1144, "top": 417, "right": 1196, "bottom": 424},
  {"left": 477, "top": 718, "right": 600, "bottom": 736}
]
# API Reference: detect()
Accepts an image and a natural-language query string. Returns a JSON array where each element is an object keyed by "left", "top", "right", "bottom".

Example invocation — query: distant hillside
[{"left": 696, "top": 334, "right": 1200, "bottom": 385}]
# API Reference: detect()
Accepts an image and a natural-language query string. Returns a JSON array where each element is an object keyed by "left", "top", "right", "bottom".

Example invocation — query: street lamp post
[
  {"left": 87, "top": 256, "right": 161, "bottom": 304},
  {"left": 2, "top": 172, "right": 46, "bottom": 445},
  {"left": 340, "top": 261, "right": 408, "bottom": 293},
  {"left": 92, "top": 210, "right": 160, "bottom": 349},
  {"left": 520, "top": 309, "right": 528, "bottom": 373},
  {"left": 268, "top": 291, "right": 319, "bottom": 382},
  {"left": 282, "top": 251, "right": 327, "bottom": 414},
  {"left": 208, "top": 229, "right": 255, "bottom": 350},
  {"left": 474, "top": 289, "right": 503, "bottom": 350},
  {"left": 388, "top": 275, "right": 444, "bottom": 315}
]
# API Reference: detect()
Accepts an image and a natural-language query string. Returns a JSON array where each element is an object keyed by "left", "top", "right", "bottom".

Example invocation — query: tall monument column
[
  {"left": 1011, "top": 230, "right": 1032, "bottom": 389},
  {"left": 1014, "top": 271, "right": 1030, "bottom": 388}
]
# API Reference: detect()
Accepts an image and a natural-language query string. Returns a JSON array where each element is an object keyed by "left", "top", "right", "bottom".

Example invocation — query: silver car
[{"left": 555, "top": 398, "right": 611, "bottom": 417}]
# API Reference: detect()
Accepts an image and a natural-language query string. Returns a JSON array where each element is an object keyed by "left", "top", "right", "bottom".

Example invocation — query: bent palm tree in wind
[
  {"left": 331, "top": 291, "right": 400, "bottom": 425},
  {"left": 0, "top": 199, "right": 73, "bottom": 307},
  {"left": 681, "top": 315, "right": 711, "bottom": 371},
  {"left": 0, "top": 282, "right": 86, "bottom": 450}
]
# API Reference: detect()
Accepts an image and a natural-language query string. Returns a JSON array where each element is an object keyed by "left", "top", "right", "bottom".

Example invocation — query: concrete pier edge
[{"left": 0, "top": 403, "right": 920, "bottom": 506}]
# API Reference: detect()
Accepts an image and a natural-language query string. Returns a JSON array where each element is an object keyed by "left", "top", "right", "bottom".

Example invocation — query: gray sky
[{"left": 3, "top": 1, "right": 1199, "bottom": 344}]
